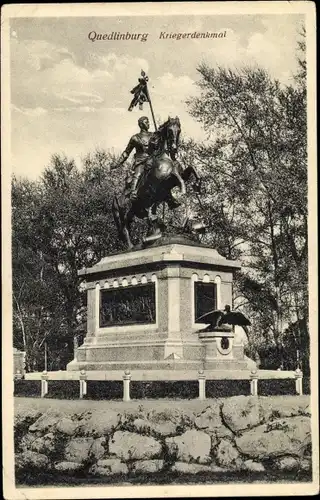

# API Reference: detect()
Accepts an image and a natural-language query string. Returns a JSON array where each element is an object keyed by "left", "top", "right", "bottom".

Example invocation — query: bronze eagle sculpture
[{"left": 197, "top": 304, "right": 251, "bottom": 337}]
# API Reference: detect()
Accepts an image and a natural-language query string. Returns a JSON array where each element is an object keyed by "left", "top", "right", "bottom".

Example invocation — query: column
[
  {"left": 86, "top": 285, "right": 96, "bottom": 337},
  {"left": 95, "top": 282, "right": 100, "bottom": 334},
  {"left": 164, "top": 266, "right": 183, "bottom": 358},
  {"left": 214, "top": 276, "right": 222, "bottom": 309},
  {"left": 220, "top": 281, "right": 233, "bottom": 308}
]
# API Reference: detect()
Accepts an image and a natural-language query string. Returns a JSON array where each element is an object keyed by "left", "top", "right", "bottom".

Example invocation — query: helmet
[{"left": 138, "top": 116, "right": 149, "bottom": 128}]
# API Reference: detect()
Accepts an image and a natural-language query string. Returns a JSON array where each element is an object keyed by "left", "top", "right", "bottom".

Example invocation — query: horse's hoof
[{"left": 144, "top": 232, "right": 162, "bottom": 243}]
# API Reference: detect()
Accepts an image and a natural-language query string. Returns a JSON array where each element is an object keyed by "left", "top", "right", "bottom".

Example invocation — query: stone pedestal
[
  {"left": 67, "top": 238, "right": 254, "bottom": 372},
  {"left": 198, "top": 329, "right": 255, "bottom": 370},
  {"left": 13, "top": 348, "right": 26, "bottom": 377}
]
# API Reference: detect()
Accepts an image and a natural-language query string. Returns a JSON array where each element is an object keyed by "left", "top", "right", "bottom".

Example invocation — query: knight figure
[{"left": 113, "top": 116, "right": 180, "bottom": 209}]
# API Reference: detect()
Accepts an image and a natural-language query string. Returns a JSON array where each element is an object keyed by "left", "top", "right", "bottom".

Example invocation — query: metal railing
[{"left": 14, "top": 368, "right": 304, "bottom": 400}]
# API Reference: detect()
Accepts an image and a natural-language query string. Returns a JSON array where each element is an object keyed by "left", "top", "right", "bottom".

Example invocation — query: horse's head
[
  {"left": 166, "top": 116, "right": 181, "bottom": 159},
  {"left": 158, "top": 116, "right": 181, "bottom": 160}
]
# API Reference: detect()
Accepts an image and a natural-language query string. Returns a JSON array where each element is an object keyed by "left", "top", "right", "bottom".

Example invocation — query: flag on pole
[{"left": 128, "top": 70, "right": 150, "bottom": 111}]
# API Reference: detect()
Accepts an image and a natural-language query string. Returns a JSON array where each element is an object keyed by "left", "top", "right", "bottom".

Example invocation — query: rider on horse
[
  {"left": 115, "top": 116, "right": 153, "bottom": 200},
  {"left": 114, "top": 116, "right": 180, "bottom": 209}
]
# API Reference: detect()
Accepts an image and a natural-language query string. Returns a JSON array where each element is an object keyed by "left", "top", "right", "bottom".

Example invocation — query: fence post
[
  {"left": 123, "top": 370, "right": 131, "bottom": 402},
  {"left": 198, "top": 369, "right": 206, "bottom": 400},
  {"left": 295, "top": 368, "right": 303, "bottom": 395},
  {"left": 79, "top": 369, "right": 87, "bottom": 399},
  {"left": 41, "top": 370, "right": 48, "bottom": 398},
  {"left": 250, "top": 369, "right": 259, "bottom": 396}
]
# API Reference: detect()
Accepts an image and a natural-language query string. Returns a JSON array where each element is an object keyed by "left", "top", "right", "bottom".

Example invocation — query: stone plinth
[
  {"left": 13, "top": 348, "right": 26, "bottom": 377},
  {"left": 67, "top": 240, "right": 253, "bottom": 372},
  {"left": 198, "top": 329, "right": 255, "bottom": 370}
]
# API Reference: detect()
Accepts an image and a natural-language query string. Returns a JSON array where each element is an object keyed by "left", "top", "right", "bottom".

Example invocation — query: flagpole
[
  {"left": 144, "top": 76, "right": 163, "bottom": 219},
  {"left": 145, "top": 83, "right": 157, "bottom": 132}
]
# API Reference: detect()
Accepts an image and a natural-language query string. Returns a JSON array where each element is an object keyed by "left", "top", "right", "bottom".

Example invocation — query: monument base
[
  {"left": 67, "top": 359, "right": 204, "bottom": 371},
  {"left": 68, "top": 241, "right": 256, "bottom": 373},
  {"left": 198, "top": 329, "right": 256, "bottom": 371},
  {"left": 67, "top": 331, "right": 255, "bottom": 372},
  {"left": 67, "top": 358, "right": 255, "bottom": 372}
]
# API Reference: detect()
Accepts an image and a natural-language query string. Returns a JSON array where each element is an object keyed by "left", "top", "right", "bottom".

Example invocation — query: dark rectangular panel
[
  {"left": 194, "top": 282, "right": 216, "bottom": 323},
  {"left": 100, "top": 283, "right": 156, "bottom": 327}
]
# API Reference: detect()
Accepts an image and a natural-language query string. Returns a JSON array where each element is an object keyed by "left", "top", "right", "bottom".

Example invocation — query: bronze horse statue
[{"left": 112, "top": 116, "right": 201, "bottom": 249}]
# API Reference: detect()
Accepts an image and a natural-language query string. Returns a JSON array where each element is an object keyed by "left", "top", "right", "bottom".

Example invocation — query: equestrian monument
[{"left": 67, "top": 71, "right": 256, "bottom": 373}]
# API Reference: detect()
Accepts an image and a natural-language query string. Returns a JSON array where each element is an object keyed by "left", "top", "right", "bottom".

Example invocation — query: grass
[
  {"left": 14, "top": 396, "right": 222, "bottom": 414},
  {"left": 14, "top": 378, "right": 310, "bottom": 400},
  {"left": 16, "top": 469, "right": 312, "bottom": 487}
]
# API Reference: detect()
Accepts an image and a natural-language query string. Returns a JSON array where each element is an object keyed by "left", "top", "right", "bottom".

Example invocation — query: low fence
[{"left": 14, "top": 368, "right": 306, "bottom": 400}]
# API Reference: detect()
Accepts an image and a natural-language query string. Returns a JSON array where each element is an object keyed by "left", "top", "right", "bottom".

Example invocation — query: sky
[{"left": 10, "top": 13, "right": 304, "bottom": 179}]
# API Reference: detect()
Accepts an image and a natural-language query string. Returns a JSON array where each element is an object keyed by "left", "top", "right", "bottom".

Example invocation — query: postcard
[{"left": 1, "top": 2, "right": 318, "bottom": 499}]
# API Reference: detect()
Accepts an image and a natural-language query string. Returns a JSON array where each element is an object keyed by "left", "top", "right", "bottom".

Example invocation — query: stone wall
[{"left": 15, "top": 396, "right": 312, "bottom": 480}]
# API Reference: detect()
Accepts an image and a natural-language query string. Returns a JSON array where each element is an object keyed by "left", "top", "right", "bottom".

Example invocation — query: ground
[{"left": 14, "top": 395, "right": 310, "bottom": 415}]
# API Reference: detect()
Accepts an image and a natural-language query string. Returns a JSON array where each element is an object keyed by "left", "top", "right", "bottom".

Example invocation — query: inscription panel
[{"left": 100, "top": 283, "right": 156, "bottom": 327}]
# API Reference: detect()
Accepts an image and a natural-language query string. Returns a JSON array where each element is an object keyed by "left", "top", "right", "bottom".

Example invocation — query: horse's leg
[
  {"left": 123, "top": 206, "right": 135, "bottom": 250},
  {"left": 173, "top": 169, "right": 186, "bottom": 195},
  {"left": 147, "top": 203, "right": 158, "bottom": 234},
  {"left": 112, "top": 196, "right": 134, "bottom": 249},
  {"left": 181, "top": 165, "right": 192, "bottom": 182},
  {"left": 164, "top": 163, "right": 186, "bottom": 210},
  {"left": 147, "top": 203, "right": 158, "bottom": 223},
  {"left": 123, "top": 226, "right": 133, "bottom": 250},
  {"left": 181, "top": 166, "right": 202, "bottom": 192},
  {"left": 181, "top": 165, "right": 199, "bottom": 182},
  {"left": 145, "top": 203, "right": 163, "bottom": 240},
  {"left": 112, "top": 196, "right": 125, "bottom": 242}
]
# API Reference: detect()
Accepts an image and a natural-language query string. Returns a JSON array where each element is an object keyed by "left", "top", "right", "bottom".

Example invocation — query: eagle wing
[
  {"left": 196, "top": 309, "right": 224, "bottom": 327},
  {"left": 242, "top": 324, "right": 250, "bottom": 340},
  {"left": 221, "top": 311, "right": 251, "bottom": 326}
]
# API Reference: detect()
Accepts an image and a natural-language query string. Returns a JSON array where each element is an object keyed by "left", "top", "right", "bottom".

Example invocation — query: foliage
[
  {"left": 12, "top": 150, "right": 127, "bottom": 370},
  {"left": 185, "top": 29, "right": 308, "bottom": 372}
]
